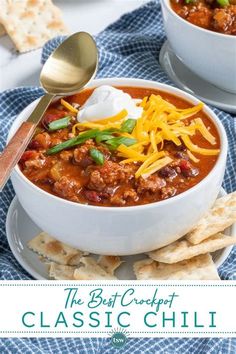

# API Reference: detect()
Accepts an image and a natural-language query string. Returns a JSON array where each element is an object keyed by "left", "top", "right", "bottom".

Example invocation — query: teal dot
[{"left": 111, "top": 332, "right": 127, "bottom": 349}]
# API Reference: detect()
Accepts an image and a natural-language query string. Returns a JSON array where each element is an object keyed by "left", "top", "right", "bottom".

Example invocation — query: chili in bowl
[
  {"left": 161, "top": 0, "right": 236, "bottom": 93},
  {"left": 8, "top": 78, "right": 227, "bottom": 255},
  {"left": 170, "top": 0, "right": 236, "bottom": 35}
]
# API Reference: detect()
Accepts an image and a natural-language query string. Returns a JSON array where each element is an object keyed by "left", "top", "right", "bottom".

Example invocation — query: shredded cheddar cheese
[
  {"left": 150, "top": 130, "right": 157, "bottom": 152},
  {"left": 96, "top": 109, "right": 128, "bottom": 124},
  {"left": 117, "top": 144, "right": 145, "bottom": 161},
  {"left": 135, "top": 151, "right": 166, "bottom": 178},
  {"left": 72, "top": 122, "right": 104, "bottom": 134},
  {"left": 187, "top": 150, "right": 200, "bottom": 163},
  {"left": 61, "top": 99, "right": 78, "bottom": 114},
  {"left": 181, "top": 135, "right": 219, "bottom": 156},
  {"left": 72, "top": 109, "right": 128, "bottom": 135},
  {"left": 71, "top": 94, "right": 220, "bottom": 178},
  {"left": 141, "top": 157, "right": 173, "bottom": 179},
  {"left": 193, "top": 118, "right": 216, "bottom": 145}
]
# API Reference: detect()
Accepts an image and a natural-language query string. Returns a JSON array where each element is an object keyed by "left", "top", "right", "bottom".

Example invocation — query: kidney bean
[
  {"left": 84, "top": 190, "right": 101, "bottom": 203},
  {"left": 28, "top": 140, "right": 41, "bottom": 150},
  {"left": 159, "top": 166, "right": 177, "bottom": 179}
]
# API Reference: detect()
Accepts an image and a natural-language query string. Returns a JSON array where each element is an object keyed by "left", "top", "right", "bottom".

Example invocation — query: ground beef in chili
[
  {"left": 19, "top": 87, "right": 220, "bottom": 207},
  {"left": 171, "top": 0, "right": 236, "bottom": 35}
]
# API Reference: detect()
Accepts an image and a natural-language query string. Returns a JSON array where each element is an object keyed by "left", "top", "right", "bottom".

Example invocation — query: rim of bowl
[
  {"left": 161, "top": 0, "right": 236, "bottom": 40},
  {"left": 10, "top": 77, "right": 228, "bottom": 212}
]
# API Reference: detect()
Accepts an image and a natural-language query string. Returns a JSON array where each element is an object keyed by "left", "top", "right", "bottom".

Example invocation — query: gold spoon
[{"left": 0, "top": 32, "right": 98, "bottom": 190}]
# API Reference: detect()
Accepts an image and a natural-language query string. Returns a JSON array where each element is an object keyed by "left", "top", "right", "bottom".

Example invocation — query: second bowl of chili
[{"left": 161, "top": 0, "right": 236, "bottom": 93}]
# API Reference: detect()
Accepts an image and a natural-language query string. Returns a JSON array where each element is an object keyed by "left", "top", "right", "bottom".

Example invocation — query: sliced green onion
[
  {"left": 47, "top": 123, "right": 137, "bottom": 155},
  {"left": 105, "top": 136, "right": 137, "bottom": 150},
  {"left": 90, "top": 148, "right": 105, "bottom": 165},
  {"left": 47, "top": 129, "right": 99, "bottom": 155},
  {"left": 185, "top": 0, "right": 195, "bottom": 3},
  {"left": 121, "top": 119, "right": 136, "bottom": 133},
  {"left": 217, "top": 0, "right": 229, "bottom": 6},
  {"left": 48, "top": 116, "right": 71, "bottom": 131},
  {"left": 95, "top": 133, "right": 114, "bottom": 143},
  {"left": 95, "top": 128, "right": 119, "bottom": 143}
]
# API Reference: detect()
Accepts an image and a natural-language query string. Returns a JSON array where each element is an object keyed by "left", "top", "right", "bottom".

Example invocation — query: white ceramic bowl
[
  {"left": 161, "top": 0, "right": 236, "bottom": 94},
  {"left": 8, "top": 78, "right": 228, "bottom": 255}
]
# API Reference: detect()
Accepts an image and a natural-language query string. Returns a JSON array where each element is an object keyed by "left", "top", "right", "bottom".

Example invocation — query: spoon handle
[{"left": 0, "top": 93, "right": 55, "bottom": 191}]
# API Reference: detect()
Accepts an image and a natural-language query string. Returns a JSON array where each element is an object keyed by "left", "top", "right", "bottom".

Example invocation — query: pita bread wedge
[
  {"left": 97, "top": 255, "right": 122, "bottom": 275},
  {"left": 0, "top": 0, "right": 69, "bottom": 52},
  {"left": 27, "top": 232, "right": 83, "bottom": 265},
  {"left": 74, "top": 257, "right": 117, "bottom": 280},
  {"left": 186, "top": 192, "right": 236, "bottom": 244},
  {"left": 133, "top": 254, "right": 220, "bottom": 280},
  {"left": 148, "top": 233, "right": 236, "bottom": 264},
  {"left": 49, "top": 262, "right": 76, "bottom": 280}
]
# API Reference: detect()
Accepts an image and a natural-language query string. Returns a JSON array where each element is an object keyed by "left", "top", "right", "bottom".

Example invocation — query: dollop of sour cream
[{"left": 77, "top": 85, "right": 143, "bottom": 122}]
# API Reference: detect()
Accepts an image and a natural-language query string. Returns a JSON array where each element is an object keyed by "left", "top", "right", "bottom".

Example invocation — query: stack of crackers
[
  {"left": 27, "top": 191, "right": 236, "bottom": 280},
  {"left": 0, "top": 0, "right": 69, "bottom": 53},
  {"left": 28, "top": 233, "right": 122, "bottom": 280}
]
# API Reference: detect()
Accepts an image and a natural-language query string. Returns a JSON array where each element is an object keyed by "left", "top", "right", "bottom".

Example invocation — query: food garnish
[
  {"left": 61, "top": 99, "right": 79, "bottom": 114},
  {"left": 47, "top": 94, "right": 219, "bottom": 179},
  {"left": 120, "top": 118, "right": 137, "bottom": 133},
  {"left": 217, "top": 0, "right": 230, "bottom": 6},
  {"left": 95, "top": 130, "right": 117, "bottom": 144},
  {"left": 48, "top": 116, "right": 71, "bottom": 131},
  {"left": 95, "top": 109, "right": 128, "bottom": 124},
  {"left": 105, "top": 136, "right": 137, "bottom": 150},
  {"left": 181, "top": 135, "right": 219, "bottom": 155},
  {"left": 89, "top": 148, "right": 105, "bottom": 165},
  {"left": 47, "top": 129, "right": 100, "bottom": 155}
]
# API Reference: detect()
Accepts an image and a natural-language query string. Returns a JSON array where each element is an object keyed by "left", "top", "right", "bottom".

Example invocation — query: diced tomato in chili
[
  {"left": 20, "top": 150, "right": 38, "bottom": 162},
  {"left": 179, "top": 159, "right": 199, "bottom": 177},
  {"left": 179, "top": 159, "right": 191, "bottom": 171}
]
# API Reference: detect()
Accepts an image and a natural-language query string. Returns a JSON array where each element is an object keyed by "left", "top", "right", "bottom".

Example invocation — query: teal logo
[{"left": 110, "top": 329, "right": 128, "bottom": 349}]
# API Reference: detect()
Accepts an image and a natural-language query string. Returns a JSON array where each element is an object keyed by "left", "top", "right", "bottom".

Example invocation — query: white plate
[
  {"left": 6, "top": 190, "right": 235, "bottom": 280},
  {"left": 159, "top": 41, "right": 236, "bottom": 114}
]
